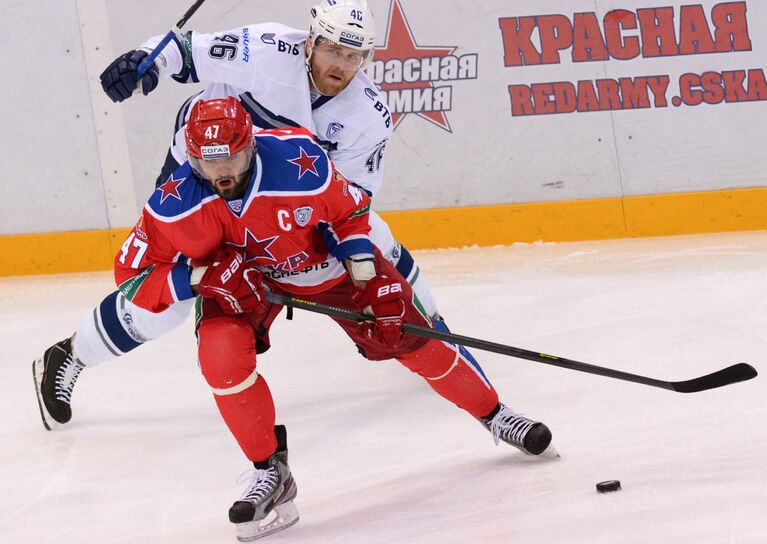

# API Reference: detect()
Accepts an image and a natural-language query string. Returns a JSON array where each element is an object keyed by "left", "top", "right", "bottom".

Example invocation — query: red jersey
[{"left": 115, "top": 127, "right": 373, "bottom": 312}]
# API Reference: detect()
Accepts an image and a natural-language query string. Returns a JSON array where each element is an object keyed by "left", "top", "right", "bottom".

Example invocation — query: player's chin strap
[{"left": 304, "top": 38, "right": 331, "bottom": 98}]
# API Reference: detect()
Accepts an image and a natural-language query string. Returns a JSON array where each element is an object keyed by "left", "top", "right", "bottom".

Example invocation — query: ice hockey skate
[
  {"left": 479, "top": 403, "right": 559, "bottom": 458},
  {"left": 32, "top": 338, "right": 84, "bottom": 430},
  {"left": 229, "top": 425, "right": 299, "bottom": 541}
]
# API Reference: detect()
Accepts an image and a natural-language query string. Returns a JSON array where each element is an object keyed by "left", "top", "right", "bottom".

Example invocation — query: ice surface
[{"left": 2, "top": 232, "right": 765, "bottom": 543}]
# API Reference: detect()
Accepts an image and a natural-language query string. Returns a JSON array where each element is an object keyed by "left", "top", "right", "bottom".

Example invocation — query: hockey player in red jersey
[
  {"left": 33, "top": 0, "right": 446, "bottom": 431},
  {"left": 115, "top": 97, "right": 553, "bottom": 540}
]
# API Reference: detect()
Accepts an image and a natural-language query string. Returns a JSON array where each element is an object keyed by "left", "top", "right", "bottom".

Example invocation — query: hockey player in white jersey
[
  {"left": 33, "top": 1, "right": 554, "bottom": 478},
  {"left": 34, "top": 0, "right": 411, "bottom": 430},
  {"left": 36, "top": 0, "right": 429, "bottom": 425}
]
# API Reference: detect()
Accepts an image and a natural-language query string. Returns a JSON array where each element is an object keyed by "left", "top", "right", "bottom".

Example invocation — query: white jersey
[{"left": 144, "top": 23, "right": 393, "bottom": 196}]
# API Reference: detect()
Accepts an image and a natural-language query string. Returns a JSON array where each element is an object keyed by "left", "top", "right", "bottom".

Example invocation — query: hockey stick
[
  {"left": 265, "top": 292, "right": 758, "bottom": 393},
  {"left": 136, "top": 0, "right": 208, "bottom": 78}
]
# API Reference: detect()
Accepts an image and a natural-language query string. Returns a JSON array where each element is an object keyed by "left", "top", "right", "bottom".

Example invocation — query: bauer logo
[
  {"left": 367, "top": 0, "right": 478, "bottom": 132},
  {"left": 201, "top": 144, "right": 231, "bottom": 159},
  {"left": 242, "top": 27, "right": 250, "bottom": 62}
]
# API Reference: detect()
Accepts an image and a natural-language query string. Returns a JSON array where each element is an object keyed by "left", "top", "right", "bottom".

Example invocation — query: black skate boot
[
  {"left": 32, "top": 338, "right": 84, "bottom": 430},
  {"left": 229, "top": 425, "right": 299, "bottom": 541},
  {"left": 479, "top": 403, "right": 555, "bottom": 456}
]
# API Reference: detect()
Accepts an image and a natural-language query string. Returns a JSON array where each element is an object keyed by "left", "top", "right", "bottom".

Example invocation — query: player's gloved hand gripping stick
[
  {"left": 135, "top": 0, "right": 208, "bottom": 79},
  {"left": 100, "top": 0, "right": 207, "bottom": 102},
  {"left": 353, "top": 273, "right": 407, "bottom": 348},
  {"left": 196, "top": 249, "right": 269, "bottom": 316}
]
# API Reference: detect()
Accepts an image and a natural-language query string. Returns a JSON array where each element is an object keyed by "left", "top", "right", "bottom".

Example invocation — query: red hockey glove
[
  {"left": 197, "top": 249, "right": 268, "bottom": 315},
  {"left": 355, "top": 273, "right": 407, "bottom": 348}
]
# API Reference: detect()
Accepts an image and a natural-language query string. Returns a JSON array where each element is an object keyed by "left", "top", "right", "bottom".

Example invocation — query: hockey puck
[{"left": 596, "top": 480, "right": 621, "bottom": 493}]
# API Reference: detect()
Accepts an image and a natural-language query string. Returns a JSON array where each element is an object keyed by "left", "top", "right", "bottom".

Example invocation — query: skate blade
[
  {"left": 539, "top": 444, "right": 561, "bottom": 459},
  {"left": 517, "top": 444, "right": 560, "bottom": 459},
  {"left": 235, "top": 501, "right": 299, "bottom": 542},
  {"left": 32, "top": 358, "right": 56, "bottom": 431}
]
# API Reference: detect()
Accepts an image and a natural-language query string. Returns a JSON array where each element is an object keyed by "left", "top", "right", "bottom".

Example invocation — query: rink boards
[
  {"left": 1, "top": 0, "right": 766, "bottom": 275},
  {"left": 3, "top": 186, "right": 767, "bottom": 276}
]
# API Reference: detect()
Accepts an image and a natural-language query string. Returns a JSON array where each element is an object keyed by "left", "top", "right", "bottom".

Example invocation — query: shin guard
[
  {"left": 397, "top": 339, "right": 499, "bottom": 418},
  {"left": 198, "top": 317, "right": 277, "bottom": 461}
]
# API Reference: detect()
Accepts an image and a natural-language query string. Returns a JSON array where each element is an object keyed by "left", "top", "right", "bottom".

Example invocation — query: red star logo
[
  {"left": 229, "top": 228, "right": 279, "bottom": 262},
  {"left": 157, "top": 174, "right": 185, "bottom": 204},
  {"left": 288, "top": 148, "right": 320, "bottom": 179},
  {"left": 374, "top": 0, "right": 456, "bottom": 131}
]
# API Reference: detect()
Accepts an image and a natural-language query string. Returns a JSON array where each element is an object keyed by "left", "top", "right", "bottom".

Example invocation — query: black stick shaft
[
  {"left": 265, "top": 292, "right": 757, "bottom": 393},
  {"left": 177, "top": 0, "right": 207, "bottom": 28},
  {"left": 136, "top": 0, "right": 207, "bottom": 78}
]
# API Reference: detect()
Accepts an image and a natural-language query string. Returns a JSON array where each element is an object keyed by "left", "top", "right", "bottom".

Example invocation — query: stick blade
[{"left": 671, "top": 363, "right": 758, "bottom": 393}]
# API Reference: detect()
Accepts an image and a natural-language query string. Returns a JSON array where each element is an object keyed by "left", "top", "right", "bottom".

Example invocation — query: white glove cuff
[
  {"left": 349, "top": 254, "right": 376, "bottom": 283},
  {"left": 190, "top": 266, "right": 208, "bottom": 287}
]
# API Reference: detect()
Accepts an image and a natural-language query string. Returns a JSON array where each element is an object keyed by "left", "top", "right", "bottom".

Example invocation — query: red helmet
[{"left": 185, "top": 97, "right": 253, "bottom": 160}]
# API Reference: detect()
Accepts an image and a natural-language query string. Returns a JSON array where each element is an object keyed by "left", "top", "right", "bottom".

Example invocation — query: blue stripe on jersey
[
  {"left": 433, "top": 319, "right": 491, "bottom": 386},
  {"left": 170, "top": 261, "right": 194, "bottom": 301},
  {"left": 311, "top": 95, "right": 334, "bottom": 110},
  {"left": 334, "top": 238, "right": 375, "bottom": 261},
  {"left": 318, "top": 222, "right": 337, "bottom": 253},
  {"left": 395, "top": 245, "right": 416, "bottom": 279},
  {"left": 239, "top": 92, "right": 300, "bottom": 130},
  {"left": 318, "top": 223, "right": 373, "bottom": 261},
  {"left": 99, "top": 291, "right": 142, "bottom": 353}
]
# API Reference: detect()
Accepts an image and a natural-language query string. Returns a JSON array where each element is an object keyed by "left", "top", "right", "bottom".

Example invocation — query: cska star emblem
[
  {"left": 288, "top": 147, "right": 320, "bottom": 179},
  {"left": 368, "top": 0, "right": 478, "bottom": 132},
  {"left": 228, "top": 228, "right": 279, "bottom": 262},
  {"left": 158, "top": 174, "right": 185, "bottom": 204}
]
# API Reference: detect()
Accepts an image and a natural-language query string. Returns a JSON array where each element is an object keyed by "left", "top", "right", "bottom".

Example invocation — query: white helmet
[{"left": 309, "top": 0, "right": 377, "bottom": 69}]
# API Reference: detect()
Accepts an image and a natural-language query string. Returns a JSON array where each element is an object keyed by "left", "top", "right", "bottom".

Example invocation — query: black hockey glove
[{"left": 100, "top": 50, "right": 159, "bottom": 103}]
